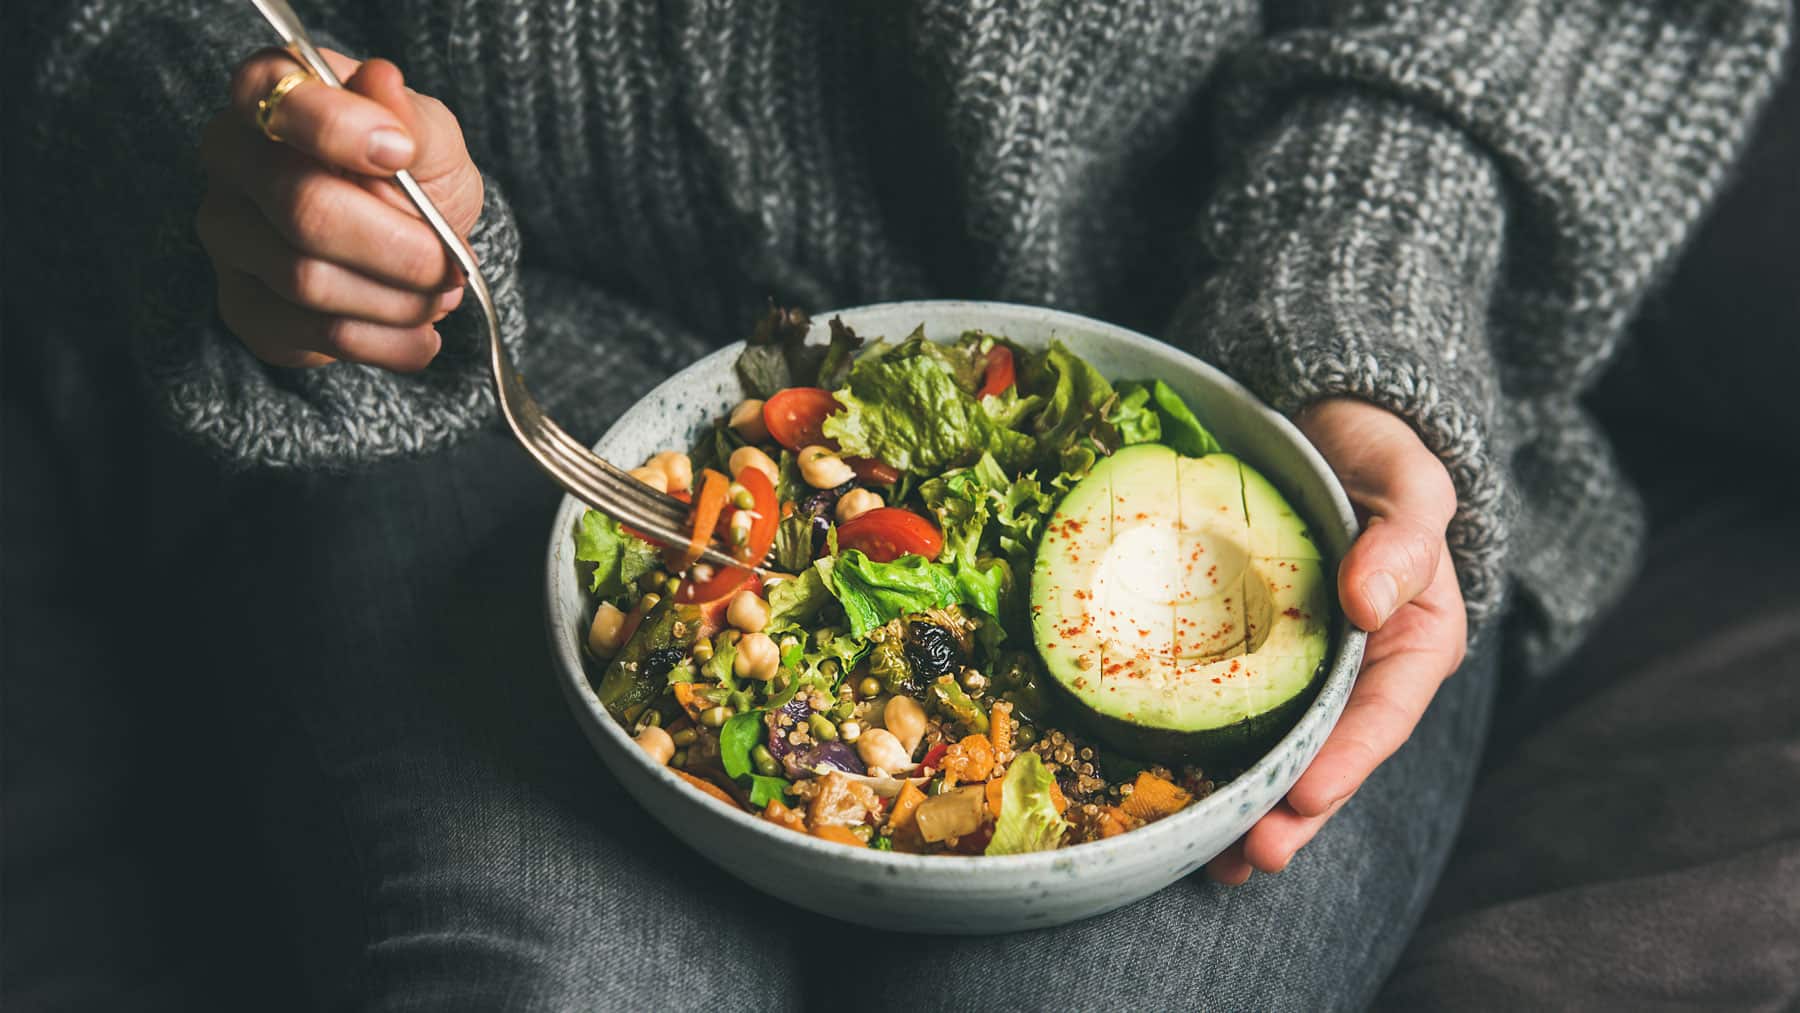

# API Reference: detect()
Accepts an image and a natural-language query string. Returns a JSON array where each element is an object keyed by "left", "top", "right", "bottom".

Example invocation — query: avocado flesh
[{"left": 1030, "top": 445, "right": 1330, "bottom": 766}]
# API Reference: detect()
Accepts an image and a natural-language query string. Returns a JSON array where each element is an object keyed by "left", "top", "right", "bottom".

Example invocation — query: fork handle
[{"left": 247, "top": 0, "right": 496, "bottom": 339}]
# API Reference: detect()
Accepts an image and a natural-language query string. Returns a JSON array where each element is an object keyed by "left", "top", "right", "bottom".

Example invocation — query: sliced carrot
[
  {"left": 673, "top": 769, "right": 737, "bottom": 808},
  {"left": 667, "top": 469, "right": 729, "bottom": 572},
  {"left": 984, "top": 776, "right": 1005, "bottom": 818},
  {"left": 810, "top": 824, "right": 866, "bottom": 848},
  {"left": 988, "top": 701, "right": 1014, "bottom": 755}
]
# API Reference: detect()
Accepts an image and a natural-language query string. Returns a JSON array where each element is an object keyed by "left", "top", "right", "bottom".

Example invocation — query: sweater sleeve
[
  {"left": 1173, "top": 0, "right": 1791, "bottom": 634},
  {"left": 19, "top": 1, "right": 523, "bottom": 470}
]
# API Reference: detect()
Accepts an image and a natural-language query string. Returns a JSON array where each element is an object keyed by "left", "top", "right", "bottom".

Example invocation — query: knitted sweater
[{"left": 16, "top": 1, "right": 1790, "bottom": 672}]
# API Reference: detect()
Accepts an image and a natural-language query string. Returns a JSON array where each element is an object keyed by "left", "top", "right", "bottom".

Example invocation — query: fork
[{"left": 249, "top": 0, "right": 750, "bottom": 572}]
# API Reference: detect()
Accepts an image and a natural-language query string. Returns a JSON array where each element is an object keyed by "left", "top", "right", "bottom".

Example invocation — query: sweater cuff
[
  {"left": 1171, "top": 92, "right": 1514, "bottom": 628},
  {"left": 153, "top": 183, "right": 525, "bottom": 471}
]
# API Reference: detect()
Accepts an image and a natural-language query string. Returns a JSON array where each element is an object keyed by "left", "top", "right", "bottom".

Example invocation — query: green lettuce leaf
[
  {"left": 822, "top": 332, "right": 1035, "bottom": 472},
  {"left": 771, "top": 511, "right": 816, "bottom": 574},
  {"left": 719, "top": 710, "right": 764, "bottom": 780},
  {"left": 1106, "top": 382, "right": 1162, "bottom": 446},
  {"left": 823, "top": 550, "right": 964, "bottom": 638},
  {"left": 748, "top": 775, "right": 791, "bottom": 808},
  {"left": 767, "top": 566, "right": 832, "bottom": 629},
  {"left": 985, "top": 752, "right": 1069, "bottom": 856},
  {"left": 1117, "top": 379, "right": 1222, "bottom": 457},
  {"left": 575, "top": 510, "right": 660, "bottom": 599}
]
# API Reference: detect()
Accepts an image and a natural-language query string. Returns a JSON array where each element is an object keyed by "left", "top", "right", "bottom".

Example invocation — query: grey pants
[{"left": 186, "top": 422, "right": 1499, "bottom": 1013}]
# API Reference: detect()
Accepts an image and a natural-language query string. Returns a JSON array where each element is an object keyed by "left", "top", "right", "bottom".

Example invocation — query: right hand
[{"left": 197, "top": 48, "right": 484, "bottom": 371}]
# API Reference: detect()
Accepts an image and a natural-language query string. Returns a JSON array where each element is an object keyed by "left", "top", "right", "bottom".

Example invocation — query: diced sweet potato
[
  {"left": 1121, "top": 772, "right": 1192, "bottom": 822},
  {"left": 1096, "top": 805, "right": 1137, "bottom": 839},
  {"left": 808, "top": 771, "right": 880, "bottom": 828},
  {"left": 941, "top": 734, "right": 995, "bottom": 784},
  {"left": 887, "top": 781, "right": 928, "bottom": 834}
]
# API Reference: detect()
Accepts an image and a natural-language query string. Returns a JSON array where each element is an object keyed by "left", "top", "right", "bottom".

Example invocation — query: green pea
[
  {"left": 671, "top": 749, "right": 688, "bottom": 768},
  {"left": 858, "top": 676, "right": 882, "bottom": 699},
  {"left": 637, "top": 570, "right": 667, "bottom": 593},
  {"left": 700, "top": 705, "right": 734, "bottom": 728},
  {"left": 1013, "top": 725, "right": 1038, "bottom": 748},
  {"left": 637, "top": 709, "right": 663, "bottom": 730},
  {"left": 663, "top": 575, "right": 683, "bottom": 596},
  {"left": 752, "top": 745, "right": 780, "bottom": 777},
  {"left": 729, "top": 483, "right": 755, "bottom": 510},
  {"left": 830, "top": 700, "right": 856, "bottom": 722},
  {"left": 691, "top": 637, "right": 714, "bottom": 662},
  {"left": 671, "top": 727, "right": 698, "bottom": 747},
  {"left": 808, "top": 713, "right": 839, "bottom": 741}
]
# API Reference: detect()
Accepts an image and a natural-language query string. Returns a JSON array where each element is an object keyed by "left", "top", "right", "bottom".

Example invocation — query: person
[{"left": 12, "top": 1, "right": 1788, "bottom": 1009}]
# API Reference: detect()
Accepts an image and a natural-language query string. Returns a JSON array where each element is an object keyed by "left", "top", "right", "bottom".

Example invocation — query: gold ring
[{"left": 255, "top": 68, "right": 312, "bottom": 143}]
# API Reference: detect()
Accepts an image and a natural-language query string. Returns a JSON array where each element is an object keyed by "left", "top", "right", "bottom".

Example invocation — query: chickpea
[
  {"left": 733, "top": 631, "right": 780, "bottom": 682},
  {"left": 881, "top": 695, "right": 927, "bottom": 756},
  {"left": 839, "top": 720, "right": 863, "bottom": 743},
  {"left": 587, "top": 602, "right": 627, "bottom": 657},
  {"left": 797, "top": 445, "right": 856, "bottom": 489},
  {"left": 633, "top": 725, "right": 675, "bottom": 765},
  {"left": 835, "top": 488, "right": 884, "bottom": 523},
  {"left": 857, "top": 728, "right": 911, "bottom": 773},
  {"left": 726, "top": 590, "right": 770, "bottom": 633},
  {"left": 646, "top": 450, "right": 692, "bottom": 493},
  {"left": 728, "top": 445, "right": 779, "bottom": 485},
  {"left": 626, "top": 465, "right": 668, "bottom": 493},
  {"left": 728, "top": 399, "right": 770, "bottom": 443}
]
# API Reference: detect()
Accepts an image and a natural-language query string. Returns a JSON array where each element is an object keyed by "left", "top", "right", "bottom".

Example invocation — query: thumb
[
  {"left": 343, "top": 59, "right": 418, "bottom": 164},
  {"left": 1337, "top": 460, "right": 1457, "bottom": 631}
]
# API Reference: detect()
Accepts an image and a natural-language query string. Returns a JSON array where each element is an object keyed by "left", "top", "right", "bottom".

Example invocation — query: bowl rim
[{"left": 543, "top": 298, "right": 1366, "bottom": 873}]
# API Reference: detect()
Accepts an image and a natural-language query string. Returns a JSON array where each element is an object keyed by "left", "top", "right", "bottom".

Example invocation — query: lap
[
  {"left": 819, "top": 641, "right": 1499, "bottom": 1013},
  {"left": 198, "top": 421, "right": 1496, "bottom": 1013}
]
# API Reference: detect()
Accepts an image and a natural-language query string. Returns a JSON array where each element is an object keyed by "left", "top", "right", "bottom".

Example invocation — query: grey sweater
[{"left": 17, "top": 1, "right": 1790, "bottom": 672}]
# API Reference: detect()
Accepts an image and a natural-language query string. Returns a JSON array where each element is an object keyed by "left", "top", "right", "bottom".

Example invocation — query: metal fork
[{"left": 249, "top": 0, "right": 748, "bottom": 571}]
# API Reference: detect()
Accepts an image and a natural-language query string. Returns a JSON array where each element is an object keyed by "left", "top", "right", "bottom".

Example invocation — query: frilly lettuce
[
  {"left": 575, "top": 510, "right": 660, "bottom": 600},
  {"left": 985, "top": 752, "right": 1068, "bottom": 855}
]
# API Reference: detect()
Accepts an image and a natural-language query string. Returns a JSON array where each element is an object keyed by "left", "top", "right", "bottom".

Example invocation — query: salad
[{"left": 577, "top": 307, "right": 1331, "bottom": 855}]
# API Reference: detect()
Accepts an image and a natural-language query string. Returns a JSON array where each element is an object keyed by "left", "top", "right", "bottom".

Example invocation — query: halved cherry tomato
[
  {"left": 977, "top": 345, "right": 1015, "bottom": 399},
  {"left": 667, "top": 469, "right": 729, "bottom": 571},
  {"left": 847, "top": 456, "right": 900, "bottom": 486},
  {"left": 677, "top": 567, "right": 762, "bottom": 636},
  {"left": 719, "top": 466, "right": 779, "bottom": 565},
  {"left": 836, "top": 507, "right": 944, "bottom": 563},
  {"left": 920, "top": 743, "right": 950, "bottom": 771},
  {"left": 763, "top": 387, "right": 840, "bottom": 451}
]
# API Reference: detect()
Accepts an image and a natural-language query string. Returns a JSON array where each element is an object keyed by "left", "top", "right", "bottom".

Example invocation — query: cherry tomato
[
  {"left": 847, "top": 456, "right": 900, "bottom": 486},
  {"left": 677, "top": 567, "right": 762, "bottom": 636},
  {"left": 762, "top": 387, "right": 840, "bottom": 451},
  {"left": 920, "top": 743, "right": 950, "bottom": 771},
  {"left": 977, "top": 345, "right": 1016, "bottom": 399},
  {"left": 720, "top": 466, "right": 779, "bottom": 565},
  {"left": 835, "top": 507, "right": 944, "bottom": 562}
]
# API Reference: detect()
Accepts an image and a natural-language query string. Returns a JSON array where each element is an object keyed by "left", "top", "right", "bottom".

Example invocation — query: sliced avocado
[{"left": 1030, "top": 445, "right": 1330, "bottom": 766}]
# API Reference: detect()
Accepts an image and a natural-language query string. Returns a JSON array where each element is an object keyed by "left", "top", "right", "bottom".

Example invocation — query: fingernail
[
  {"left": 1364, "top": 572, "right": 1399, "bottom": 623},
  {"left": 368, "top": 128, "right": 414, "bottom": 170}
]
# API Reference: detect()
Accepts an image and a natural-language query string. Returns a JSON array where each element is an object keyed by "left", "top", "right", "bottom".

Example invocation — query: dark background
[{"left": 3, "top": 27, "right": 1793, "bottom": 1012}]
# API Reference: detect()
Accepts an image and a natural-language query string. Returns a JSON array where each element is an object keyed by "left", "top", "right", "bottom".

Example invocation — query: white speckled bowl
[{"left": 545, "top": 300, "right": 1364, "bottom": 934}]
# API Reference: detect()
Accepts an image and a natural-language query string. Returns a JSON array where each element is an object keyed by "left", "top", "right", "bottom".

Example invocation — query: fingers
[
  {"left": 1205, "top": 840, "right": 1254, "bottom": 885},
  {"left": 203, "top": 125, "right": 459, "bottom": 290},
  {"left": 230, "top": 48, "right": 418, "bottom": 176},
  {"left": 1339, "top": 514, "right": 1446, "bottom": 631},
  {"left": 198, "top": 191, "right": 463, "bottom": 326},
  {"left": 215, "top": 269, "right": 442, "bottom": 372},
  {"left": 1287, "top": 544, "right": 1465, "bottom": 819}
]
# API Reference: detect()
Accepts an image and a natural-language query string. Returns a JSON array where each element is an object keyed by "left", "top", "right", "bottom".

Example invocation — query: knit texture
[{"left": 16, "top": 0, "right": 1790, "bottom": 671}]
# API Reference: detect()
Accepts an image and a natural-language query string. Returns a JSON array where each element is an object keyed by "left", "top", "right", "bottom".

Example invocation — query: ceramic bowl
[{"left": 544, "top": 300, "right": 1365, "bottom": 935}]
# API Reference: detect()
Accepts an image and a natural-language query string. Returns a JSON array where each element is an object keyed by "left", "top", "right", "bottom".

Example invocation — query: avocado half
[{"left": 1029, "top": 444, "right": 1330, "bottom": 767}]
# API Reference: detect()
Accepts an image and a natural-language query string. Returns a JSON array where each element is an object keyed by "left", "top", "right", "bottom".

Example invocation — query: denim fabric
[{"left": 185, "top": 425, "right": 1497, "bottom": 1013}]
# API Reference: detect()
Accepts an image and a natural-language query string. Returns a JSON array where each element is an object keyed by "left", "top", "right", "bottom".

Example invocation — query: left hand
[{"left": 1207, "top": 398, "right": 1468, "bottom": 884}]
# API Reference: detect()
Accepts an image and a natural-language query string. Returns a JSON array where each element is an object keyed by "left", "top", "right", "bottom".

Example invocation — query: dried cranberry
[{"left": 906, "top": 621, "right": 962, "bottom": 679}]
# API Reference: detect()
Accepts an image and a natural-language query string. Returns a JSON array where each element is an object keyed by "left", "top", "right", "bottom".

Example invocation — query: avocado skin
[{"left": 1052, "top": 658, "right": 1326, "bottom": 769}]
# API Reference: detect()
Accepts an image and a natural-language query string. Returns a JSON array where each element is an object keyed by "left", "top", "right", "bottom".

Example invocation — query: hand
[
  {"left": 1207, "top": 398, "right": 1468, "bottom": 884},
  {"left": 197, "top": 48, "right": 483, "bottom": 371}
]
